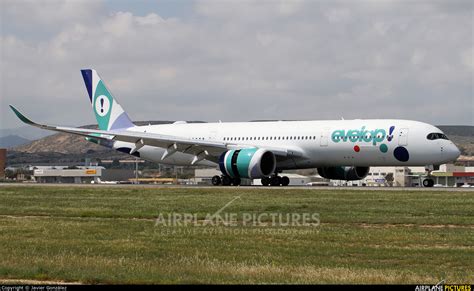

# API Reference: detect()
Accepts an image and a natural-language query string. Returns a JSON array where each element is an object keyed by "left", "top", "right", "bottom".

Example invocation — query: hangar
[{"left": 33, "top": 166, "right": 102, "bottom": 184}]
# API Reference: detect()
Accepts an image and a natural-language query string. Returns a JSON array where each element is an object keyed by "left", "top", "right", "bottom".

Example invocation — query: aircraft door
[
  {"left": 320, "top": 129, "right": 329, "bottom": 147},
  {"left": 208, "top": 130, "right": 217, "bottom": 141},
  {"left": 398, "top": 128, "right": 409, "bottom": 146}
]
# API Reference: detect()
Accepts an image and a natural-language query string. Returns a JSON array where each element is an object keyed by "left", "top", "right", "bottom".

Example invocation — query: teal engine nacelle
[
  {"left": 219, "top": 148, "right": 276, "bottom": 179},
  {"left": 317, "top": 166, "right": 370, "bottom": 181}
]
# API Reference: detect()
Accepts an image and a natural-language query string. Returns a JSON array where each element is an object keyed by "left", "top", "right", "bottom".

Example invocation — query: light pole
[{"left": 135, "top": 157, "right": 139, "bottom": 184}]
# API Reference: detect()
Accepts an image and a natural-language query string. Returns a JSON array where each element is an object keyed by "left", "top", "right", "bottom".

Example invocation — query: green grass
[{"left": 0, "top": 186, "right": 472, "bottom": 284}]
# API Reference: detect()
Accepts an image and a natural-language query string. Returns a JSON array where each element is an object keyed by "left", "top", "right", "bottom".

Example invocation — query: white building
[
  {"left": 336, "top": 164, "right": 474, "bottom": 187},
  {"left": 33, "top": 166, "right": 103, "bottom": 184}
]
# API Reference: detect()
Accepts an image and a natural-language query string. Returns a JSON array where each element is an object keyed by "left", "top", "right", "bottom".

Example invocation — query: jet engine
[
  {"left": 317, "top": 166, "right": 370, "bottom": 181},
  {"left": 219, "top": 148, "right": 276, "bottom": 179}
]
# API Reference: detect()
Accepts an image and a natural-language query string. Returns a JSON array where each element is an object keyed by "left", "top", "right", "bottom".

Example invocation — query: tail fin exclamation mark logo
[{"left": 95, "top": 95, "right": 110, "bottom": 117}]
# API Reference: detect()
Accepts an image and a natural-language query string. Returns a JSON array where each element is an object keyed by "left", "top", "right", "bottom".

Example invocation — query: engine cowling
[
  {"left": 219, "top": 148, "right": 276, "bottom": 179},
  {"left": 317, "top": 166, "right": 370, "bottom": 181}
]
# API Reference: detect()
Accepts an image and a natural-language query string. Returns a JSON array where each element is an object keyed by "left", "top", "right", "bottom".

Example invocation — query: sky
[{"left": 1, "top": 0, "right": 473, "bottom": 132}]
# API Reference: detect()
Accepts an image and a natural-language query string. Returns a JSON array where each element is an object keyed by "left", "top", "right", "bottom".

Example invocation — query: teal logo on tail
[
  {"left": 93, "top": 80, "right": 114, "bottom": 130},
  {"left": 81, "top": 69, "right": 134, "bottom": 131},
  {"left": 95, "top": 95, "right": 110, "bottom": 117}
]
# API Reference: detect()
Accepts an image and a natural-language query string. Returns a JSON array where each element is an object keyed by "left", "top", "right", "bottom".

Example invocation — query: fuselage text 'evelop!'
[{"left": 10, "top": 69, "right": 461, "bottom": 187}]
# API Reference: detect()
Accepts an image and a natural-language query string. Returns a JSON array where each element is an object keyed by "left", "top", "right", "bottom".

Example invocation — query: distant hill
[
  {"left": 438, "top": 126, "right": 474, "bottom": 137},
  {"left": 0, "top": 135, "right": 31, "bottom": 148},
  {"left": 13, "top": 130, "right": 105, "bottom": 154},
  {"left": 0, "top": 126, "right": 53, "bottom": 140},
  {"left": 12, "top": 120, "right": 207, "bottom": 154},
  {"left": 437, "top": 126, "right": 474, "bottom": 156}
]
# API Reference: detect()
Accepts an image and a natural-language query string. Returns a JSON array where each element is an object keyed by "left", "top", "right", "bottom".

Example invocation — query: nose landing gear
[
  {"left": 422, "top": 165, "right": 438, "bottom": 187},
  {"left": 422, "top": 178, "right": 434, "bottom": 187}
]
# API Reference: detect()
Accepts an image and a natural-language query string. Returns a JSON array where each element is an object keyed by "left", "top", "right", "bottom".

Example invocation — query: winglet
[{"left": 9, "top": 105, "right": 35, "bottom": 125}]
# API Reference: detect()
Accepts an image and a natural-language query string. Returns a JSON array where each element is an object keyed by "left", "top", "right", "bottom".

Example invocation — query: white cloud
[
  {"left": 1, "top": 0, "right": 473, "bottom": 131},
  {"left": 461, "top": 48, "right": 474, "bottom": 71}
]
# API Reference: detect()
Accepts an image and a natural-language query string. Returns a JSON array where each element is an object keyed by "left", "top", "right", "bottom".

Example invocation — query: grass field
[{"left": 0, "top": 185, "right": 472, "bottom": 284}]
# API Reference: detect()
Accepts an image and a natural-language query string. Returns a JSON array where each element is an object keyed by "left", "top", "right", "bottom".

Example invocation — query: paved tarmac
[{"left": 1, "top": 182, "right": 472, "bottom": 191}]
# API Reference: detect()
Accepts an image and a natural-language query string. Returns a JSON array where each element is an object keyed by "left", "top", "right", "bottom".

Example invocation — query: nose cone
[{"left": 447, "top": 143, "right": 461, "bottom": 162}]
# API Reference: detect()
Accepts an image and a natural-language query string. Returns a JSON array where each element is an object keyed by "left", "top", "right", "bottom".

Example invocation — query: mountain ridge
[{"left": 0, "top": 135, "right": 31, "bottom": 148}]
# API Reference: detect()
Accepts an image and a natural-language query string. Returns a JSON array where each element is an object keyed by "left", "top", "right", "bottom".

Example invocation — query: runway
[{"left": 1, "top": 182, "right": 472, "bottom": 191}]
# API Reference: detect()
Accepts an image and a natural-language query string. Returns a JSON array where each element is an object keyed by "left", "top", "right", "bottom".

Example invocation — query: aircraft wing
[{"left": 10, "top": 105, "right": 304, "bottom": 162}]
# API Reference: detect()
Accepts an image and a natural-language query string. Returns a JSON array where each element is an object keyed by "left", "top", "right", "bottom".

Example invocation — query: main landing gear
[
  {"left": 211, "top": 174, "right": 290, "bottom": 186},
  {"left": 212, "top": 175, "right": 241, "bottom": 186},
  {"left": 261, "top": 175, "right": 290, "bottom": 187}
]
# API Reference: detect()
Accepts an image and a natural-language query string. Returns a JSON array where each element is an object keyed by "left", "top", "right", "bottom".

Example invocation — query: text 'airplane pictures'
[{"left": 10, "top": 69, "right": 461, "bottom": 187}]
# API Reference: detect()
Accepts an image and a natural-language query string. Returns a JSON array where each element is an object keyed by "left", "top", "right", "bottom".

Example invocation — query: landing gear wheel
[
  {"left": 232, "top": 177, "right": 241, "bottom": 186},
  {"left": 423, "top": 178, "right": 434, "bottom": 187},
  {"left": 211, "top": 175, "right": 221, "bottom": 186},
  {"left": 222, "top": 175, "right": 231, "bottom": 186},
  {"left": 281, "top": 176, "right": 290, "bottom": 186},
  {"left": 261, "top": 177, "right": 270, "bottom": 186},
  {"left": 270, "top": 176, "right": 281, "bottom": 186}
]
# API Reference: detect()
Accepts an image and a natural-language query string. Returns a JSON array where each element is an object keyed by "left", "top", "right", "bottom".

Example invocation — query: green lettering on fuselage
[{"left": 331, "top": 127, "right": 386, "bottom": 145}]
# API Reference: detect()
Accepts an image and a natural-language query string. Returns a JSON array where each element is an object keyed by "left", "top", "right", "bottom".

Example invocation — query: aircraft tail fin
[{"left": 80, "top": 69, "right": 134, "bottom": 130}]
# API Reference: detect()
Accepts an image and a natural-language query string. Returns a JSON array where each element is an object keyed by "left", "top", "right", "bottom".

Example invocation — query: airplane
[
  {"left": 9, "top": 69, "right": 461, "bottom": 187},
  {"left": 91, "top": 177, "right": 118, "bottom": 185}
]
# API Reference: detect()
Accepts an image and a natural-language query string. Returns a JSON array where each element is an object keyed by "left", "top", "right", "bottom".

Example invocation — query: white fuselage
[{"left": 112, "top": 119, "right": 460, "bottom": 170}]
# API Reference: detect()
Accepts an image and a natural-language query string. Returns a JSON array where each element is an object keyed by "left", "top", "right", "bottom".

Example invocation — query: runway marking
[
  {"left": 1, "top": 215, "right": 473, "bottom": 229},
  {"left": 350, "top": 222, "right": 474, "bottom": 229},
  {"left": 0, "top": 214, "right": 155, "bottom": 222}
]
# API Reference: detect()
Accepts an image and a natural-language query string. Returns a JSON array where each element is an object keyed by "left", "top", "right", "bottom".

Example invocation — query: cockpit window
[{"left": 427, "top": 133, "right": 449, "bottom": 140}]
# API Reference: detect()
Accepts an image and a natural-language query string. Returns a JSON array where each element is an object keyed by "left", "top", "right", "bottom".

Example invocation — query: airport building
[
  {"left": 33, "top": 166, "right": 103, "bottom": 184},
  {"left": 431, "top": 164, "right": 474, "bottom": 187},
  {"left": 333, "top": 164, "right": 474, "bottom": 187}
]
